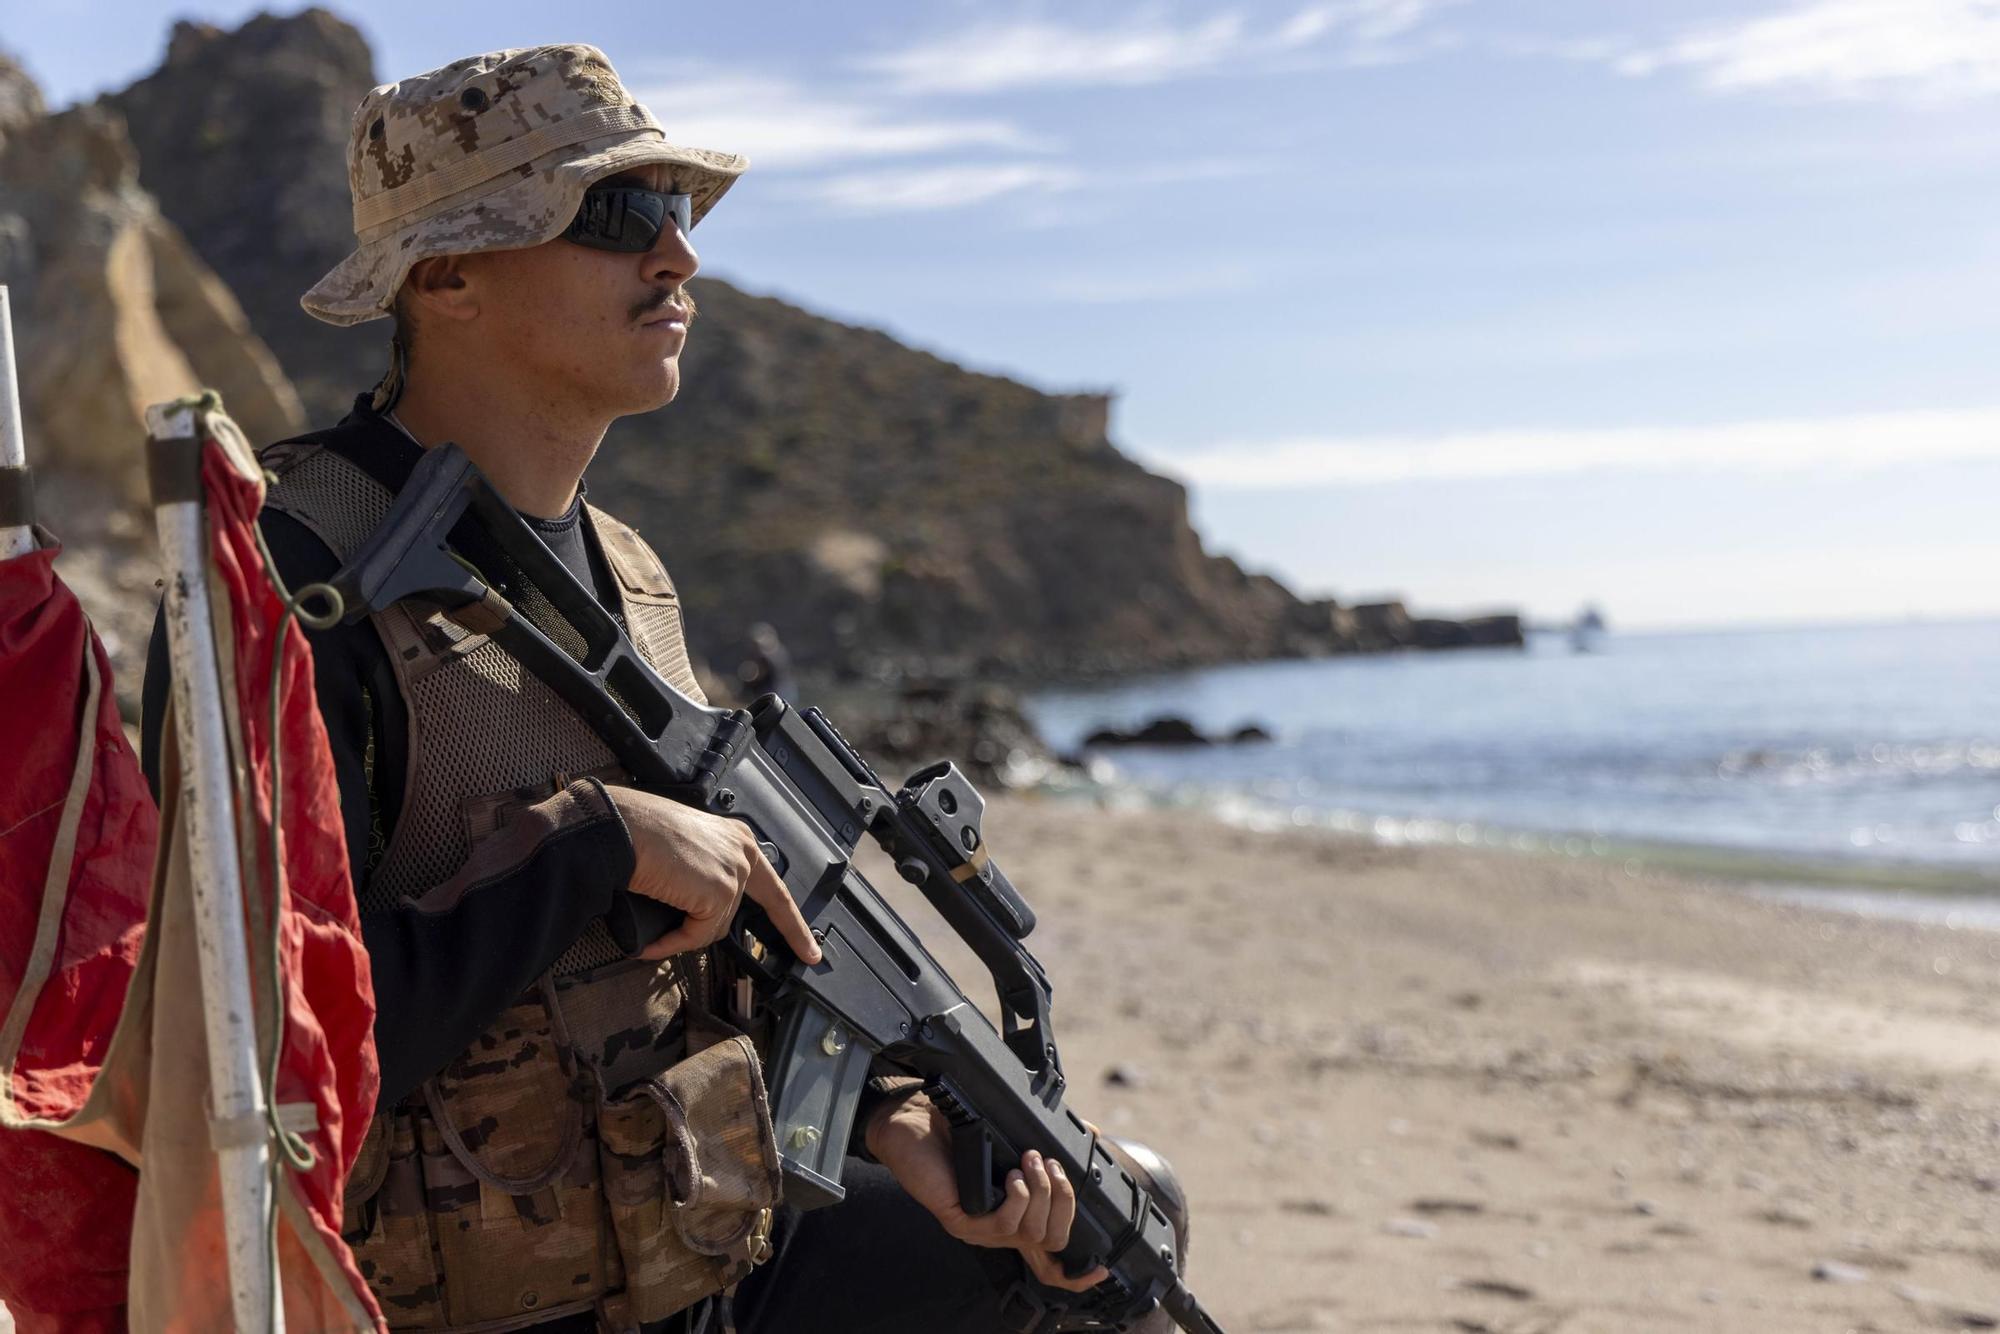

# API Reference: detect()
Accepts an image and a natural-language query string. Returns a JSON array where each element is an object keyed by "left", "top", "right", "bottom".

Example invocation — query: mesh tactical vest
[{"left": 264, "top": 438, "right": 781, "bottom": 1332}]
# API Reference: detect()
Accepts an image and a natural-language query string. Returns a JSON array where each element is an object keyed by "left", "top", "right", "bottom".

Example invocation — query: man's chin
[{"left": 614, "top": 364, "right": 681, "bottom": 418}]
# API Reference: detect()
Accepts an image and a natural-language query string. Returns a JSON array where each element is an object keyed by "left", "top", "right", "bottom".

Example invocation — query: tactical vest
[{"left": 264, "top": 440, "right": 781, "bottom": 1333}]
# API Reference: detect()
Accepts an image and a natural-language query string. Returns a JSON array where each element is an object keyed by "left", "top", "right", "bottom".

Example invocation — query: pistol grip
[{"left": 605, "top": 892, "right": 686, "bottom": 956}]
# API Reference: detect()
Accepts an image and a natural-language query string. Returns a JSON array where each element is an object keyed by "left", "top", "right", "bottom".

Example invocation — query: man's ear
[{"left": 406, "top": 255, "right": 477, "bottom": 323}]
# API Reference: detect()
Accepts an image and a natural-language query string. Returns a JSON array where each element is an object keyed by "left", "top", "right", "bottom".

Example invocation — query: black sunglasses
[{"left": 563, "top": 186, "right": 693, "bottom": 253}]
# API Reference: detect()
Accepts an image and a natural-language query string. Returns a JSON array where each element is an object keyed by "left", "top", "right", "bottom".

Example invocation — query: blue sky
[{"left": 15, "top": 0, "right": 2000, "bottom": 628}]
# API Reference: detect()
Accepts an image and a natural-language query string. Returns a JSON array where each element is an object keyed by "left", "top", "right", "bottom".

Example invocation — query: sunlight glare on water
[{"left": 1026, "top": 620, "right": 2000, "bottom": 880}]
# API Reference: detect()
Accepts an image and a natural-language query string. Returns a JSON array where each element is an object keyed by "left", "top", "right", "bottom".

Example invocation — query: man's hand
[
  {"left": 604, "top": 786, "right": 821, "bottom": 965},
  {"left": 864, "top": 1092, "right": 1111, "bottom": 1293}
]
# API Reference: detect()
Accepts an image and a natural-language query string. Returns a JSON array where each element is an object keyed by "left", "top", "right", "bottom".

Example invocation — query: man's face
[{"left": 459, "top": 163, "right": 700, "bottom": 418}]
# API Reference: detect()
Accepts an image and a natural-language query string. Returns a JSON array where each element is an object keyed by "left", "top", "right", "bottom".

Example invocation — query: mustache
[{"left": 631, "top": 286, "right": 697, "bottom": 325}]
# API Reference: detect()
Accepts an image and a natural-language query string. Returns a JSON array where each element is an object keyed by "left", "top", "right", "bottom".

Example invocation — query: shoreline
[
  {"left": 864, "top": 794, "right": 2000, "bottom": 1331},
  {"left": 1032, "top": 775, "right": 2000, "bottom": 928}
]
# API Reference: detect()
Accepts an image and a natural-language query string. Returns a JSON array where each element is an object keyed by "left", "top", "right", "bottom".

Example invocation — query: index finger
[{"left": 741, "top": 842, "right": 823, "bottom": 964}]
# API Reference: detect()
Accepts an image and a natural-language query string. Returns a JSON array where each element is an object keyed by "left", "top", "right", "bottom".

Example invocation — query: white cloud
[
  {"left": 1617, "top": 0, "right": 2000, "bottom": 102},
  {"left": 1306, "top": 0, "right": 1441, "bottom": 45},
  {"left": 1488, "top": 33, "right": 1637, "bottom": 66},
  {"left": 859, "top": 14, "right": 1246, "bottom": 94},
  {"left": 855, "top": 2, "right": 1450, "bottom": 95},
  {"left": 1157, "top": 408, "right": 2000, "bottom": 489},
  {"left": 778, "top": 155, "right": 1269, "bottom": 218},
  {"left": 781, "top": 162, "right": 1085, "bottom": 215},
  {"left": 636, "top": 72, "right": 1035, "bottom": 169}
]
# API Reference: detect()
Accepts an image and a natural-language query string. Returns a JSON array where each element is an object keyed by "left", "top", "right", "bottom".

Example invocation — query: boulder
[
  {"left": 0, "top": 101, "right": 303, "bottom": 497},
  {"left": 0, "top": 52, "right": 45, "bottom": 148},
  {"left": 1286, "top": 596, "right": 1360, "bottom": 652},
  {"left": 1412, "top": 614, "right": 1524, "bottom": 650},
  {"left": 1083, "top": 717, "right": 1210, "bottom": 749},
  {"left": 1463, "top": 614, "right": 1525, "bottom": 647},
  {"left": 0, "top": 79, "right": 304, "bottom": 715},
  {"left": 1350, "top": 601, "right": 1416, "bottom": 649},
  {"left": 105, "top": 11, "right": 381, "bottom": 424},
  {"left": 792, "top": 678, "right": 1062, "bottom": 789},
  {"left": 1412, "top": 617, "right": 1472, "bottom": 649}
]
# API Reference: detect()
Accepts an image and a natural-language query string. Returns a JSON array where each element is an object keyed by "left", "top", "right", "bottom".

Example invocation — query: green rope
[
  {"left": 248, "top": 478, "right": 343, "bottom": 1177},
  {"left": 165, "top": 389, "right": 224, "bottom": 416}
]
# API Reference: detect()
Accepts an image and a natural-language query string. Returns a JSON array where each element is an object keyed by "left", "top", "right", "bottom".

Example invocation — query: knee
[{"left": 1097, "top": 1135, "right": 1191, "bottom": 1275}]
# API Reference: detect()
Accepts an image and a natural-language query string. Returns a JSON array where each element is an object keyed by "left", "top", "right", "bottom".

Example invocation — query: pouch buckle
[{"left": 745, "top": 1207, "right": 774, "bottom": 1266}]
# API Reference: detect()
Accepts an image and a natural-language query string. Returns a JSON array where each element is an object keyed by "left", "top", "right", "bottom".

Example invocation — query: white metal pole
[
  {"left": 147, "top": 400, "right": 282, "bottom": 1334},
  {"left": 0, "top": 286, "right": 35, "bottom": 561}
]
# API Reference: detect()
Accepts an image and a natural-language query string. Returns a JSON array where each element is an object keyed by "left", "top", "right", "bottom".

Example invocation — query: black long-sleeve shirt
[{"left": 139, "top": 399, "right": 637, "bottom": 1112}]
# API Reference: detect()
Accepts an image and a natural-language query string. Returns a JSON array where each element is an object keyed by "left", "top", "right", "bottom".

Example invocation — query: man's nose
[{"left": 644, "top": 218, "right": 699, "bottom": 285}]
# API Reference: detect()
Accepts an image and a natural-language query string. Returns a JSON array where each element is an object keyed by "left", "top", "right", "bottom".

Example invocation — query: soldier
[{"left": 142, "top": 43, "right": 1188, "bottom": 1334}]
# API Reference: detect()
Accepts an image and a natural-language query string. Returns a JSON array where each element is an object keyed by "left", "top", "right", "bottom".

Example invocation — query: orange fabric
[
  {"left": 0, "top": 412, "right": 384, "bottom": 1330},
  {"left": 0, "top": 536, "right": 150, "bottom": 1327},
  {"left": 185, "top": 428, "right": 382, "bottom": 1329}
]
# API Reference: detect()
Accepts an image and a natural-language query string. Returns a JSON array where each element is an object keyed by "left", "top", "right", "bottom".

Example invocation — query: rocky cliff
[
  {"left": 105, "top": 11, "right": 380, "bottom": 424},
  {"left": 605, "top": 280, "right": 1334, "bottom": 676},
  {"left": 0, "top": 51, "right": 305, "bottom": 709},
  {"left": 3, "top": 11, "right": 1518, "bottom": 719}
]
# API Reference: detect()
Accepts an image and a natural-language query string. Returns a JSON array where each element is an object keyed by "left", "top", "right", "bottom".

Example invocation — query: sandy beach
[
  {"left": 860, "top": 796, "right": 2000, "bottom": 1334},
  {"left": 7, "top": 796, "right": 1995, "bottom": 1333}
]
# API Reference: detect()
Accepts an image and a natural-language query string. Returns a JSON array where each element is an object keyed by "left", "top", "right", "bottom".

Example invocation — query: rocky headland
[{"left": 1, "top": 10, "right": 1521, "bottom": 738}]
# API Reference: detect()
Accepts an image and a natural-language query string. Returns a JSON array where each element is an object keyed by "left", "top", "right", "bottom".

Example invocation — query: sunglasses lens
[
  {"left": 616, "top": 191, "right": 667, "bottom": 247},
  {"left": 566, "top": 188, "right": 693, "bottom": 252}
]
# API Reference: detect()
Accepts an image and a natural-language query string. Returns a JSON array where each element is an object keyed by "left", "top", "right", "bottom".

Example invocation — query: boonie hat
[{"left": 302, "top": 44, "right": 745, "bottom": 327}]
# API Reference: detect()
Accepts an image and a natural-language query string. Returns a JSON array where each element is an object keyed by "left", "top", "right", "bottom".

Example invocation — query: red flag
[
  {"left": 0, "top": 534, "right": 151, "bottom": 1329},
  {"left": 185, "top": 412, "right": 382, "bottom": 1329},
  {"left": 0, "top": 399, "right": 382, "bottom": 1331}
]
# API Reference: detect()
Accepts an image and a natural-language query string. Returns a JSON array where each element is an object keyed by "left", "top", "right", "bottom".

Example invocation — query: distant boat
[{"left": 1570, "top": 604, "right": 1607, "bottom": 653}]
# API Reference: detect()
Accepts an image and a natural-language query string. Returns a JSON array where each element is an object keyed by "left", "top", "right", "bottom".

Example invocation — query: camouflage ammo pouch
[
  {"left": 341, "top": 976, "right": 782, "bottom": 1331},
  {"left": 595, "top": 1030, "right": 783, "bottom": 1328}
]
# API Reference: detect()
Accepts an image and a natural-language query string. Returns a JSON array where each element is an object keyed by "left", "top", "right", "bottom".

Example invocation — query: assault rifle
[{"left": 325, "top": 443, "right": 1227, "bottom": 1334}]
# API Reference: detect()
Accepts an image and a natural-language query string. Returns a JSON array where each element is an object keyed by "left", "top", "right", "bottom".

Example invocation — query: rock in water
[{"left": 1083, "top": 717, "right": 1211, "bottom": 748}]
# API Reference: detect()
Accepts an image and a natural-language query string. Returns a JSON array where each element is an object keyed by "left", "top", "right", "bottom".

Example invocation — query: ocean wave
[{"left": 1716, "top": 741, "right": 2000, "bottom": 786}]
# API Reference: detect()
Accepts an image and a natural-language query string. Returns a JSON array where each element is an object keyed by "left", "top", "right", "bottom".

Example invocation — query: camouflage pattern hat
[{"left": 302, "top": 44, "right": 745, "bottom": 327}]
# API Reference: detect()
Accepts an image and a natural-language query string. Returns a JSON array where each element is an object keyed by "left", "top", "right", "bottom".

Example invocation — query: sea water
[{"left": 1025, "top": 619, "right": 2000, "bottom": 911}]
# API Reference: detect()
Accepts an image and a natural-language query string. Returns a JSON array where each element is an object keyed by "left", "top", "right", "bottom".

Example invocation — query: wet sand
[{"left": 863, "top": 796, "right": 2000, "bottom": 1333}]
